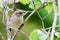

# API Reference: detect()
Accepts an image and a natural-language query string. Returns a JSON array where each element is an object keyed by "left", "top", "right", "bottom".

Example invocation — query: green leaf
[
  {"left": 19, "top": 0, "right": 32, "bottom": 5},
  {"left": 37, "top": 30, "right": 47, "bottom": 40},
  {"left": 30, "top": 29, "right": 39, "bottom": 40},
  {"left": 48, "top": 0, "right": 52, "bottom": 2},
  {"left": 30, "top": 29, "right": 48, "bottom": 40},
  {"left": 55, "top": 32, "right": 60, "bottom": 38},
  {"left": 0, "top": 2, "right": 3, "bottom": 8},
  {"left": 45, "top": 3, "right": 53, "bottom": 13},
  {"left": 38, "top": 29, "right": 50, "bottom": 40},
  {"left": 29, "top": 0, "right": 42, "bottom": 9}
]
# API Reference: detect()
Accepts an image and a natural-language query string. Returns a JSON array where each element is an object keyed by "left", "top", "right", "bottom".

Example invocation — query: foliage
[{"left": 0, "top": 0, "right": 60, "bottom": 40}]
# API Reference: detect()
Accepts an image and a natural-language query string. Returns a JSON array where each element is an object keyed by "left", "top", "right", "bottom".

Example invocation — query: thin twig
[
  {"left": 11, "top": 30, "right": 31, "bottom": 40},
  {"left": 43, "top": 25, "right": 60, "bottom": 30},
  {"left": 13, "top": 0, "right": 16, "bottom": 11},
  {"left": 7, "top": 7, "right": 14, "bottom": 11}
]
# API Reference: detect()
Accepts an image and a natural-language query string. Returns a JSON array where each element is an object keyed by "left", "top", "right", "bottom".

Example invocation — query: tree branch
[
  {"left": 50, "top": 0, "right": 57, "bottom": 40},
  {"left": 58, "top": 0, "right": 60, "bottom": 30},
  {"left": 3, "top": 0, "right": 11, "bottom": 40}
]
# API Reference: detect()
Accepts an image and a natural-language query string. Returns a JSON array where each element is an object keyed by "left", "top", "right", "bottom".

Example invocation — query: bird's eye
[
  {"left": 17, "top": 12, "right": 22, "bottom": 14},
  {"left": 19, "top": 13, "right": 22, "bottom": 14},
  {"left": 23, "top": 12, "right": 25, "bottom": 13}
]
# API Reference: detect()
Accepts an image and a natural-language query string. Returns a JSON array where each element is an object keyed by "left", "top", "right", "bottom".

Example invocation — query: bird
[{"left": 8, "top": 9, "right": 28, "bottom": 30}]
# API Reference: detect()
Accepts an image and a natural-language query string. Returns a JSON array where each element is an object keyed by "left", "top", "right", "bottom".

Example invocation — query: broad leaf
[{"left": 30, "top": 29, "right": 49, "bottom": 40}]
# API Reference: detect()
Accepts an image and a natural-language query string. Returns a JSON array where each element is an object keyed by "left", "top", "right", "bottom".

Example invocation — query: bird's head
[{"left": 14, "top": 9, "right": 26, "bottom": 17}]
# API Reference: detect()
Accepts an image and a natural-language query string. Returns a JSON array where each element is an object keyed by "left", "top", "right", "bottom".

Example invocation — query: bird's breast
[{"left": 8, "top": 17, "right": 22, "bottom": 29}]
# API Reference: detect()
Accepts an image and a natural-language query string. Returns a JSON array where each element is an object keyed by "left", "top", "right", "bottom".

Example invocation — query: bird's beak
[{"left": 23, "top": 11, "right": 29, "bottom": 16}]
